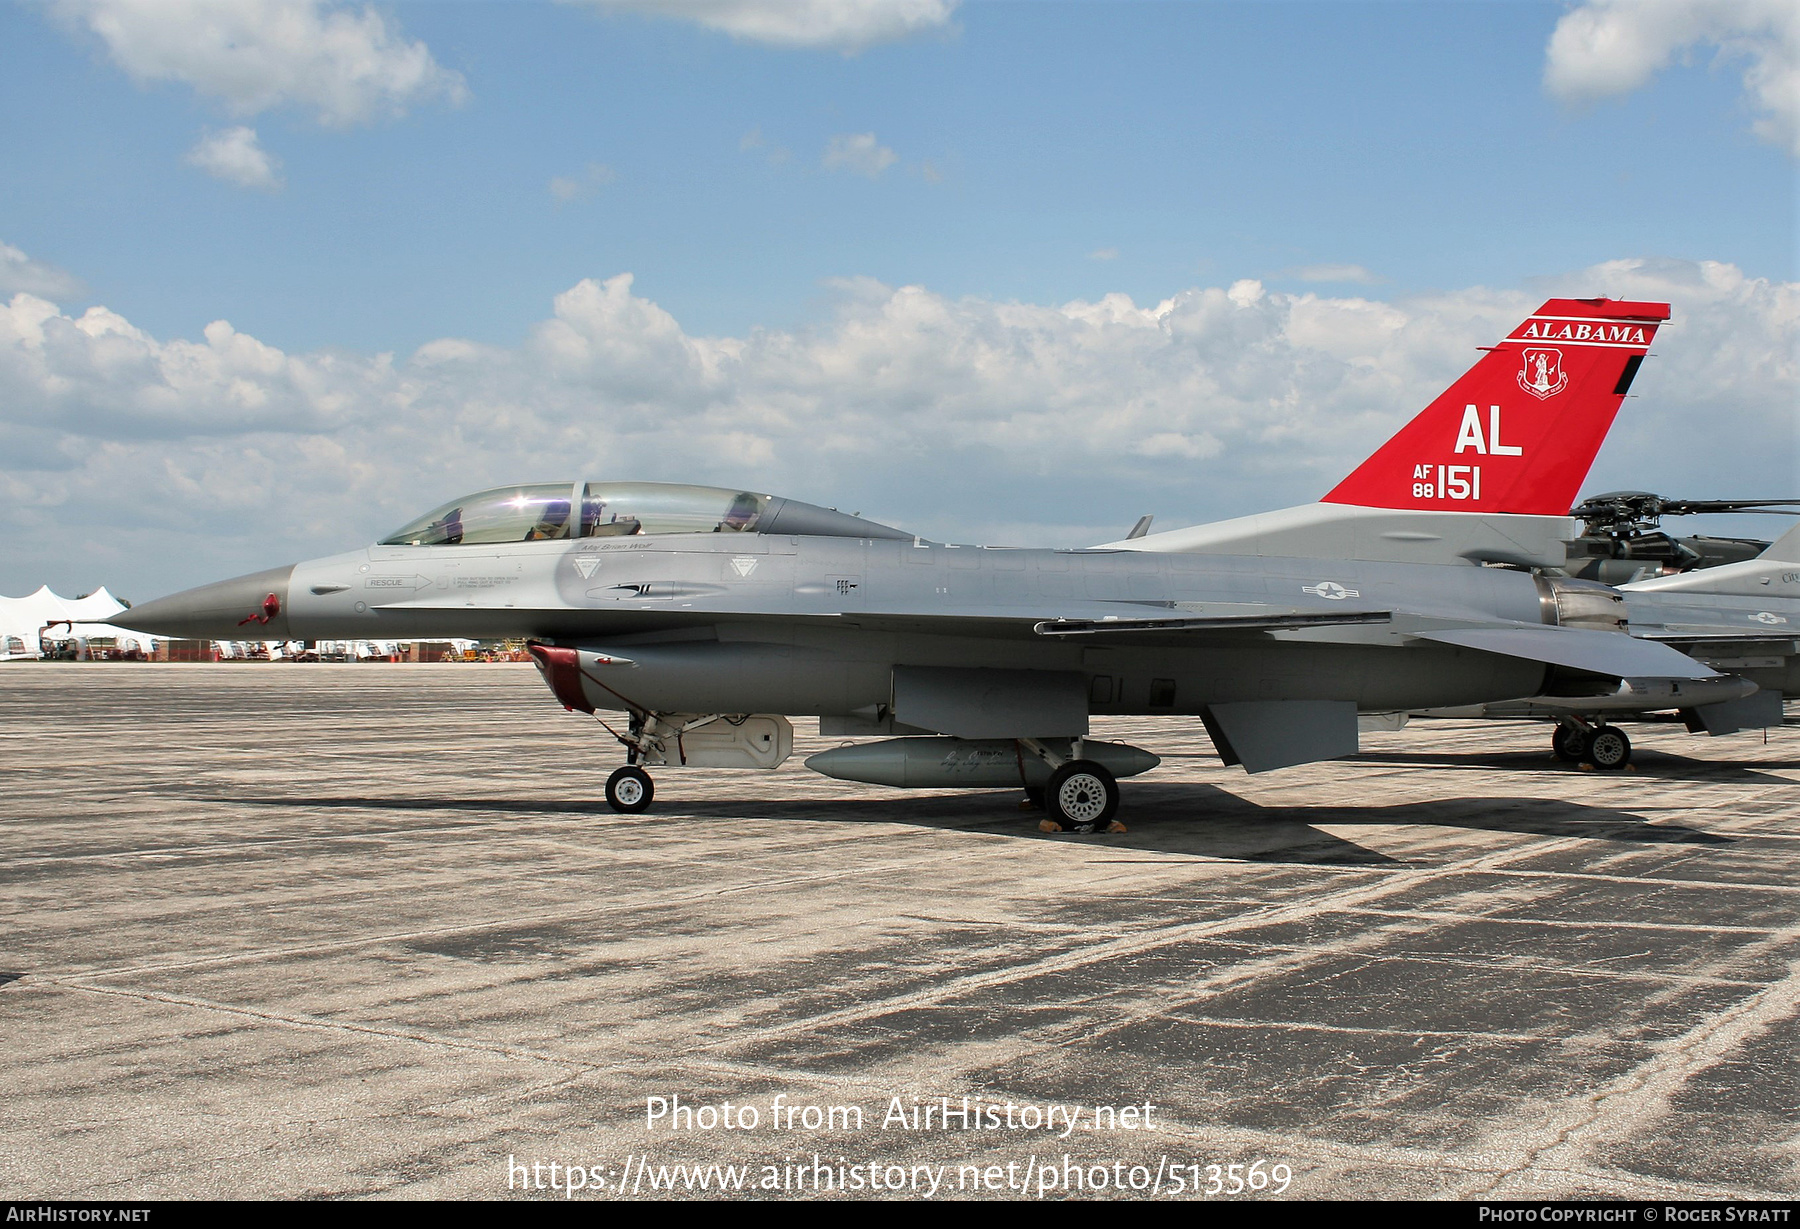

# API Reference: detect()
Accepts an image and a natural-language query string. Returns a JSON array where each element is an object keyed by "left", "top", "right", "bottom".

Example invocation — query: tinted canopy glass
[{"left": 380, "top": 483, "right": 774, "bottom": 546}]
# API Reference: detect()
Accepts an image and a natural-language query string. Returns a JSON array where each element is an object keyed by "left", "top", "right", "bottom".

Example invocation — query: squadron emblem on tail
[{"left": 1518, "top": 347, "right": 1567, "bottom": 399}]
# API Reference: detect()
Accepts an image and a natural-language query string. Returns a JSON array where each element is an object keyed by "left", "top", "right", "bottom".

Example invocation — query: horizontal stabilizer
[
  {"left": 1415, "top": 625, "right": 1718, "bottom": 680},
  {"left": 1035, "top": 611, "right": 1392, "bottom": 637}
]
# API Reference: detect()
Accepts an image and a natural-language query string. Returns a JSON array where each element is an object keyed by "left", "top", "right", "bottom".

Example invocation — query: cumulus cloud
[
  {"left": 52, "top": 0, "right": 467, "bottom": 126},
  {"left": 1545, "top": 0, "right": 1800, "bottom": 156},
  {"left": 0, "top": 242, "right": 1792, "bottom": 597},
  {"left": 186, "top": 126, "right": 284, "bottom": 190},
  {"left": 0, "top": 290, "right": 382, "bottom": 442},
  {"left": 738, "top": 126, "right": 793, "bottom": 166},
  {"left": 0, "top": 245, "right": 85, "bottom": 300},
  {"left": 1286, "top": 263, "right": 1380, "bottom": 285},
  {"left": 823, "top": 132, "right": 898, "bottom": 177},
  {"left": 1088, "top": 248, "right": 1120, "bottom": 262},
  {"left": 549, "top": 162, "right": 617, "bottom": 203},
  {"left": 576, "top": 0, "right": 958, "bottom": 52}
]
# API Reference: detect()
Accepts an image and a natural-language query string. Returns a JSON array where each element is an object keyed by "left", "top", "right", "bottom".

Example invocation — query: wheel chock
[{"left": 1037, "top": 818, "right": 1064, "bottom": 833}]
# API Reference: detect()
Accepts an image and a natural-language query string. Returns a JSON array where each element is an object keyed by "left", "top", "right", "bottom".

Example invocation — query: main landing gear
[
  {"left": 1551, "top": 719, "right": 1633, "bottom": 771},
  {"left": 1046, "top": 761, "right": 1122, "bottom": 832},
  {"left": 1017, "top": 738, "right": 1127, "bottom": 835}
]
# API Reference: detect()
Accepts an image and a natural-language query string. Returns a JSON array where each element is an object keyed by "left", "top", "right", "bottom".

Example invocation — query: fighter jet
[
  {"left": 1430, "top": 524, "right": 1800, "bottom": 768},
  {"left": 1563, "top": 492, "right": 1799, "bottom": 584},
  {"left": 122, "top": 297, "right": 1715, "bottom": 831}
]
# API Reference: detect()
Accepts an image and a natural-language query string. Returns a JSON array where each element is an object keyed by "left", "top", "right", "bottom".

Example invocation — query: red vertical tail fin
[{"left": 1322, "top": 298, "right": 1670, "bottom": 516}]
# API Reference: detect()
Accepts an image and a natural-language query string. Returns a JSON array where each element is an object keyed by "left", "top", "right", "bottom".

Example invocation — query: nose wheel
[{"left": 605, "top": 765, "right": 654, "bottom": 813}]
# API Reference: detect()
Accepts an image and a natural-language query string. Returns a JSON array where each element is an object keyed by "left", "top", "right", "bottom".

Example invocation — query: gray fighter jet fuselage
[
  {"left": 122, "top": 478, "right": 1722, "bottom": 828},
  {"left": 167, "top": 527, "right": 1567, "bottom": 714}
]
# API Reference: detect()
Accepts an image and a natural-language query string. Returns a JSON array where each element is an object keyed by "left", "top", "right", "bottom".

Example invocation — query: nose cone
[{"left": 119, "top": 565, "right": 296, "bottom": 640}]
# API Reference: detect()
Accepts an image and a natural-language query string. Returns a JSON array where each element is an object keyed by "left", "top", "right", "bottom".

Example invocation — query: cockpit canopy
[{"left": 379, "top": 482, "right": 911, "bottom": 546}]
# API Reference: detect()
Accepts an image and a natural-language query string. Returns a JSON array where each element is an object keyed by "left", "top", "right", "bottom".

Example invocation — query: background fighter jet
[
  {"left": 1563, "top": 492, "right": 1800, "bottom": 583},
  {"left": 124, "top": 297, "right": 1722, "bottom": 831},
  {"left": 1431, "top": 524, "right": 1800, "bottom": 768}
]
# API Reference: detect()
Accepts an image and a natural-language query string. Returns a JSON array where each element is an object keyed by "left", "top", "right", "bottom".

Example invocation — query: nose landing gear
[{"left": 605, "top": 765, "right": 654, "bottom": 813}]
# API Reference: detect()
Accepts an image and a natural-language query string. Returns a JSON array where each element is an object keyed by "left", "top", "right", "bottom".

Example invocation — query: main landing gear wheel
[
  {"left": 1583, "top": 726, "right": 1632, "bottom": 771},
  {"left": 1552, "top": 724, "right": 1590, "bottom": 762},
  {"left": 605, "top": 765, "right": 654, "bottom": 813},
  {"left": 1040, "top": 761, "right": 1123, "bottom": 834}
]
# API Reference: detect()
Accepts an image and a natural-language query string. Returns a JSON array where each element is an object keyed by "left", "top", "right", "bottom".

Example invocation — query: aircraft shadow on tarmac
[
  {"left": 217, "top": 782, "right": 1726, "bottom": 867},
  {"left": 1350, "top": 745, "right": 1800, "bottom": 784}
]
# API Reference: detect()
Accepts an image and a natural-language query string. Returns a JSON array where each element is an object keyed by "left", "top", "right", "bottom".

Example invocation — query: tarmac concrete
[{"left": 0, "top": 663, "right": 1794, "bottom": 1200}]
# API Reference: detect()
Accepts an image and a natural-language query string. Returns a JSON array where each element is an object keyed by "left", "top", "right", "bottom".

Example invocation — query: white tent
[{"left": 0, "top": 586, "right": 154, "bottom": 659}]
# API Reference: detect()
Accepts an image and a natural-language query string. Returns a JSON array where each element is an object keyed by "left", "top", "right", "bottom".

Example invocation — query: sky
[{"left": 0, "top": 0, "right": 1795, "bottom": 600}]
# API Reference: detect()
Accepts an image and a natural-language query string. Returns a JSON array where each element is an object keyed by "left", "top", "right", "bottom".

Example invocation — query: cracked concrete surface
[{"left": 0, "top": 664, "right": 1794, "bottom": 1199}]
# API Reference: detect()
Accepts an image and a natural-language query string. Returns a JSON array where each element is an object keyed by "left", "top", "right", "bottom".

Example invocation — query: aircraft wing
[
  {"left": 1411, "top": 625, "right": 1720, "bottom": 680},
  {"left": 372, "top": 593, "right": 1714, "bottom": 684},
  {"left": 1038, "top": 611, "right": 1723, "bottom": 682}
]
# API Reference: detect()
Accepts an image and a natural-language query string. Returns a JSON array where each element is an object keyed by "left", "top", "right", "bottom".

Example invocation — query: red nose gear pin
[{"left": 239, "top": 593, "right": 281, "bottom": 626}]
